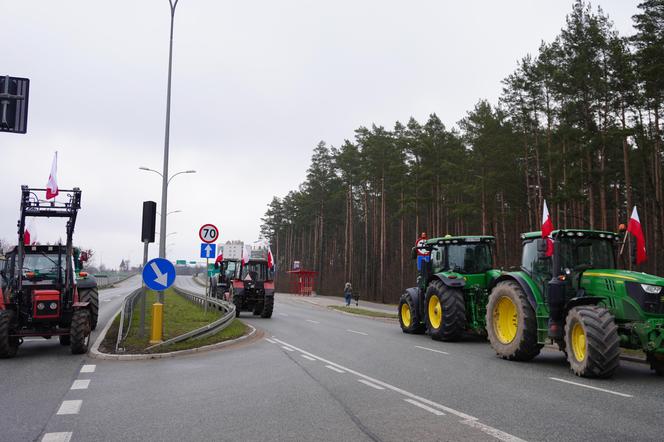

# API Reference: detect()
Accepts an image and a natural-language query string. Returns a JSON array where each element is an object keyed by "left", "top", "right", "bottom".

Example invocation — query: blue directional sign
[
  {"left": 142, "top": 258, "right": 176, "bottom": 291},
  {"left": 200, "top": 243, "right": 216, "bottom": 259}
]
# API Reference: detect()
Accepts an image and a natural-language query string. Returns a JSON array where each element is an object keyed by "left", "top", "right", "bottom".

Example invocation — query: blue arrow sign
[
  {"left": 200, "top": 243, "right": 216, "bottom": 259},
  {"left": 142, "top": 258, "right": 176, "bottom": 291}
]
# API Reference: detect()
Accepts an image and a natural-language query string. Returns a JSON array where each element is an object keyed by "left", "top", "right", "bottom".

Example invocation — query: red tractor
[{"left": 0, "top": 186, "right": 97, "bottom": 357}]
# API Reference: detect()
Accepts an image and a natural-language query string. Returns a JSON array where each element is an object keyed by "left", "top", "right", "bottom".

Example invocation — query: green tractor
[
  {"left": 486, "top": 229, "right": 664, "bottom": 378},
  {"left": 398, "top": 236, "right": 500, "bottom": 340}
]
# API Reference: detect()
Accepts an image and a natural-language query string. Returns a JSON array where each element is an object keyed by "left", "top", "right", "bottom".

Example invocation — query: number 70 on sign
[{"left": 199, "top": 224, "right": 219, "bottom": 244}]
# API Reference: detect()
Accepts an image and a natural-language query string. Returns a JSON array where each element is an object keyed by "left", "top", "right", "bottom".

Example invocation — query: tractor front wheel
[
  {"left": 486, "top": 280, "right": 540, "bottom": 361},
  {"left": 261, "top": 297, "right": 274, "bottom": 318},
  {"left": 79, "top": 287, "right": 99, "bottom": 331},
  {"left": 398, "top": 291, "right": 425, "bottom": 334},
  {"left": 70, "top": 309, "right": 91, "bottom": 355},
  {"left": 425, "top": 280, "right": 465, "bottom": 341},
  {"left": 0, "top": 310, "right": 18, "bottom": 358},
  {"left": 564, "top": 306, "right": 620, "bottom": 378}
]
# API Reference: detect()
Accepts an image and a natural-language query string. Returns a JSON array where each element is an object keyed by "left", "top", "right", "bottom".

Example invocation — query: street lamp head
[
  {"left": 139, "top": 166, "right": 150, "bottom": 171},
  {"left": 185, "top": 170, "right": 196, "bottom": 174}
]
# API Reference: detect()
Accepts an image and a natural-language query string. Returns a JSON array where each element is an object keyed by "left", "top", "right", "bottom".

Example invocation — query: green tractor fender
[
  {"left": 565, "top": 296, "right": 605, "bottom": 311},
  {"left": 76, "top": 275, "right": 98, "bottom": 290},
  {"left": 430, "top": 273, "right": 466, "bottom": 290},
  {"left": 488, "top": 272, "right": 542, "bottom": 311}
]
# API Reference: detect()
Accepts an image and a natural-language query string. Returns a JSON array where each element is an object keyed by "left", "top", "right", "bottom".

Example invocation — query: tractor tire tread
[
  {"left": 0, "top": 310, "right": 18, "bottom": 358},
  {"left": 425, "top": 280, "right": 466, "bottom": 341},
  {"left": 261, "top": 297, "right": 274, "bottom": 318},
  {"left": 565, "top": 306, "right": 620, "bottom": 378},
  {"left": 70, "top": 309, "right": 91, "bottom": 355},
  {"left": 79, "top": 287, "right": 99, "bottom": 331},
  {"left": 399, "top": 292, "right": 425, "bottom": 334}
]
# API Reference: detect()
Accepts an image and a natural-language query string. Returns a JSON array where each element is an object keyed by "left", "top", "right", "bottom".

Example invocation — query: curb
[
  {"left": 89, "top": 323, "right": 257, "bottom": 361},
  {"left": 290, "top": 296, "right": 397, "bottom": 321}
]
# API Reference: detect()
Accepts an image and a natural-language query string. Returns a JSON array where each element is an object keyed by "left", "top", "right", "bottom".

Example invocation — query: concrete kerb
[{"left": 89, "top": 319, "right": 257, "bottom": 361}]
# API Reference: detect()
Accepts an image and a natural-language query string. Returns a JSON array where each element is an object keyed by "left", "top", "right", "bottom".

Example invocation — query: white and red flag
[
  {"left": 46, "top": 151, "right": 59, "bottom": 200},
  {"left": 267, "top": 246, "right": 274, "bottom": 270},
  {"left": 242, "top": 244, "right": 252, "bottom": 265},
  {"left": 627, "top": 206, "right": 647, "bottom": 265},
  {"left": 542, "top": 200, "right": 554, "bottom": 257}
]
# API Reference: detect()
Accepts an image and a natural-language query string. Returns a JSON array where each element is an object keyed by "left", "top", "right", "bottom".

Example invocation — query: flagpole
[{"left": 619, "top": 231, "right": 630, "bottom": 256}]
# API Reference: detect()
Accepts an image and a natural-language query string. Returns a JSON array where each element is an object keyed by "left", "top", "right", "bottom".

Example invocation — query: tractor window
[
  {"left": 241, "top": 262, "right": 267, "bottom": 281},
  {"left": 22, "top": 254, "right": 64, "bottom": 276},
  {"left": 223, "top": 261, "right": 240, "bottom": 280},
  {"left": 521, "top": 240, "right": 537, "bottom": 274},
  {"left": 446, "top": 244, "right": 493, "bottom": 274},
  {"left": 558, "top": 237, "right": 616, "bottom": 272}
]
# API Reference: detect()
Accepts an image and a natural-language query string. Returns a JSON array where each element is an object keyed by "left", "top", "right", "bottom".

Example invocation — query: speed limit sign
[{"left": 199, "top": 224, "right": 219, "bottom": 244}]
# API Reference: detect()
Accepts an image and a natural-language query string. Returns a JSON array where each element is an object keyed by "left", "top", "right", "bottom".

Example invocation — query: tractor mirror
[{"left": 411, "top": 247, "right": 417, "bottom": 260}]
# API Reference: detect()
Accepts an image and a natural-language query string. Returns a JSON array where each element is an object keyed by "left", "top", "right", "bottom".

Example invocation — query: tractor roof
[
  {"left": 521, "top": 229, "right": 620, "bottom": 241},
  {"left": 427, "top": 235, "right": 495, "bottom": 245}
]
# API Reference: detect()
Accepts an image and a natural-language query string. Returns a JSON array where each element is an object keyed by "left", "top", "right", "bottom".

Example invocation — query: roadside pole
[
  {"left": 205, "top": 257, "right": 209, "bottom": 314},
  {"left": 139, "top": 240, "right": 149, "bottom": 337},
  {"left": 140, "top": 201, "right": 157, "bottom": 338}
]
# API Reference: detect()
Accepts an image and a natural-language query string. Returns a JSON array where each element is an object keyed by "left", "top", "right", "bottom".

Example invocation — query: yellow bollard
[{"left": 149, "top": 302, "right": 163, "bottom": 344}]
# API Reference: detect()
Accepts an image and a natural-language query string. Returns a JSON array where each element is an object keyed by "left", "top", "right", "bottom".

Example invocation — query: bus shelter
[{"left": 287, "top": 269, "right": 318, "bottom": 296}]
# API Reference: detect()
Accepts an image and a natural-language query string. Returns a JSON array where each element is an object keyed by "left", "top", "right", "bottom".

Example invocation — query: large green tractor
[
  {"left": 486, "top": 229, "right": 664, "bottom": 378},
  {"left": 399, "top": 236, "right": 500, "bottom": 340}
]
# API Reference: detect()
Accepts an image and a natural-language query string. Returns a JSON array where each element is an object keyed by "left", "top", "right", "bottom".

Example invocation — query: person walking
[{"left": 343, "top": 282, "right": 353, "bottom": 307}]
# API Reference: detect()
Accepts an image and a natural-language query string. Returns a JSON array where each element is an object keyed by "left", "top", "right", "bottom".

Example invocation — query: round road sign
[{"left": 199, "top": 224, "right": 219, "bottom": 243}]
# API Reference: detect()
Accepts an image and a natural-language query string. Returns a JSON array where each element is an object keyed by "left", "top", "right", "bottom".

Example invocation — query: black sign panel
[
  {"left": 0, "top": 75, "right": 30, "bottom": 134},
  {"left": 141, "top": 201, "right": 157, "bottom": 243}
]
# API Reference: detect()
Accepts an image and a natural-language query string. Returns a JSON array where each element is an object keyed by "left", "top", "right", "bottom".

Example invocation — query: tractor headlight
[
  {"left": 37, "top": 302, "right": 45, "bottom": 310},
  {"left": 49, "top": 302, "right": 58, "bottom": 310},
  {"left": 641, "top": 284, "right": 662, "bottom": 294}
]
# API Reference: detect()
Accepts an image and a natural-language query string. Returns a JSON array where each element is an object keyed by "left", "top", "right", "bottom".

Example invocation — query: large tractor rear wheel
[
  {"left": 79, "top": 287, "right": 99, "bottom": 331},
  {"left": 399, "top": 291, "right": 425, "bottom": 334},
  {"left": 0, "top": 310, "right": 18, "bottom": 358},
  {"left": 486, "top": 280, "right": 540, "bottom": 361},
  {"left": 564, "top": 306, "right": 620, "bottom": 378},
  {"left": 425, "top": 280, "right": 466, "bottom": 341},
  {"left": 70, "top": 309, "right": 91, "bottom": 355},
  {"left": 261, "top": 296, "right": 274, "bottom": 318}
]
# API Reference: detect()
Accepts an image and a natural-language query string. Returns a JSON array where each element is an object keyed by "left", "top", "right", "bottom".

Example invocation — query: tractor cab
[{"left": 230, "top": 257, "right": 275, "bottom": 318}]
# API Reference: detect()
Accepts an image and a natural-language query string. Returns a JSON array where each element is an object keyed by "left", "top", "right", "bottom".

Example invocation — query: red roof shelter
[{"left": 287, "top": 269, "right": 318, "bottom": 296}]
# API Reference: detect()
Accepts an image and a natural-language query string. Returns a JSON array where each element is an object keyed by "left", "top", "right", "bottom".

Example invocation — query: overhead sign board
[
  {"left": 0, "top": 75, "right": 30, "bottom": 134},
  {"left": 176, "top": 260, "right": 187, "bottom": 265},
  {"left": 142, "top": 258, "right": 176, "bottom": 291},
  {"left": 200, "top": 243, "right": 216, "bottom": 259},
  {"left": 199, "top": 224, "right": 219, "bottom": 244}
]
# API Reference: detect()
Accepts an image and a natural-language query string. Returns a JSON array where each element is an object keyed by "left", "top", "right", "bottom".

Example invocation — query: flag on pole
[
  {"left": 267, "top": 246, "right": 274, "bottom": 270},
  {"left": 242, "top": 244, "right": 252, "bottom": 265},
  {"left": 23, "top": 229, "right": 31, "bottom": 245},
  {"left": 46, "top": 151, "right": 59, "bottom": 200},
  {"left": 542, "top": 200, "right": 554, "bottom": 257},
  {"left": 627, "top": 206, "right": 647, "bottom": 265}
]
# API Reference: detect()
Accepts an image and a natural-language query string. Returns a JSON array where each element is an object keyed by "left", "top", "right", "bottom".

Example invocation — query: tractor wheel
[
  {"left": 79, "top": 287, "right": 99, "bottom": 331},
  {"left": 59, "top": 334, "right": 71, "bottom": 346},
  {"left": 0, "top": 310, "right": 18, "bottom": 358},
  {"left": 398, "top": 292, "right": 425, "bottom": 334},
  {"left": 564, "top": 306, "right": 620, "bottom": 378},
  {"left": 486, "top": 280, "right": 540, "bottom": 361},
  {"left": 70, "top": 309, "right": 91, "bottom": 355},
  {"left": 425, "top": 280, "right": 465, "bottom": 341},
  {"left": 253, "top": 304, "right": 263, "bottom": 316},
  {"left": 261, "top": 296, "right": 274, "bottom": 318}
]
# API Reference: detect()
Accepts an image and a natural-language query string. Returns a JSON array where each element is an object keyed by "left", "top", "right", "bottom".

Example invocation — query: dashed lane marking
[
  {"left": 358, "top": 379, "right": 385, "bottom": 390},
  {"left": 405, "top": 399, "right": 445, "bottom": 416},
  {"left": 415, "top": 345, "right": 450, "bottom": 355},
  {"left": 271, "top": 338, "right": 526, "bottom": 442},
  {"left": 279, "top": 313, "right": 289, "bottom": 317},
  {"left": 265, "top": 338, "right": 276, "bottom": 344},
  {"left": 80, "top": 364, "right": 96, "bottom": 373},
  {"left": 306, "top": 319, "right": 320, "bottom": 324},
  {"left": 549, "top": 377, "right": 634, "bottom": 398},
  {"left": 57, "top": 400, "right": 82, "bottom": 415},
  {"left": 301, "top": 354, "right": 317, "bottom": 361},
  {"left": 71, "top": 379, "right": 90, "bottom": 390},
  {"left": 325, "top": 365, "right": 346, "bottom": 374},
  {"left": 281, "top": 346, "right": 295, "bottom": 352},
  {"left": 346, "top": 329, "right": 368, "bottom": 336},
  {"left": 42, "top": 432, "right": 73, "bottom": 442}
]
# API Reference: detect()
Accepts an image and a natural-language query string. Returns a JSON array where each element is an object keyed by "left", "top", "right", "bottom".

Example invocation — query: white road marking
[
  {"left": 306, "top": 319, "right": 320, "bottom": 324},
  {"left": 279, "top": 313, "right": 289, "bottom": 317},
  {"left": 549, "top": 377, "right": 634, "bottom": 398},
  {"left": 71, "top": 379, "right": 90, "bottom": 390},
  {"left": 358, "top": 379, "right": 385, "bottom": 390},
  {"left": 80, "top": 364, "right": 96, "bottom": 373},
  {"left": 272, "top": 338, "right": 525, "bottom": 442},
  {"left": 57, "top": 400, "right": 82, "bottom": 415},
  {"left": 265, "top": 338, "right": 276, "bottom": 344},
  {"left": 42, "top": 432, "right": 73, "bottom": 442},
  {"left": 281, "top": 346, "right": 295, "bottom": 352},
  {"left": 102, "top": 299, "right": 112, "bottom": 303},
  {"left": 346, "top": 329, "right": 368, "bottom": 336},
  {"left": 325, "top": 365, "right": 346, "bottom": 374},
  {"left": 301, "top": 354, "right": 317, "bottom": 361},
  {"left": 405, "top": 398, "right": 445, "bottom": 416},
  {"left": 415, "top": 345, "right": 450, "bottom": 355}
]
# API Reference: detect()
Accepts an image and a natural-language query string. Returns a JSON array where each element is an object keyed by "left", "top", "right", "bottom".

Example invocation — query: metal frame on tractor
[
  {"left": 399, "top": 236, "right": 500, "bottom": 341},
  {"left": 0, "top": 186, "right": 96, "bottom": 358},
  {"left": 485, "top": 229, "right": 664, "bottom": 377}
]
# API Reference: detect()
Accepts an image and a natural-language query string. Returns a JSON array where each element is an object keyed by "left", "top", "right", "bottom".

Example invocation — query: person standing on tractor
[{"left": 415, "top": 232, "right": 430, "bottom": 273}]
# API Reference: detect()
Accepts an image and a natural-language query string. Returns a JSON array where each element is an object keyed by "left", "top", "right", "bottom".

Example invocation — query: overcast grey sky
[{"left": 1, "top": 0, "right": 640, "bottom": 269}]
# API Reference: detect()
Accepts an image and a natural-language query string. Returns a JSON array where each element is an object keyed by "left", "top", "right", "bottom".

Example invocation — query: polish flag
[
  {"left": 24, "top": 229, "right": 31, "bottom": 245},
  {"left": 542, "top": 200, "right": 554, "bottom": 257},
  {"left": 627, "top": 206, "right": 647, "bottom": 265},
  {"left": 242, "top": 244, "right": 252, "bottom": 265},
  {"left": 46, "top": 151, "right": 59, "bottom": 200},
  {"left": 267, "top": 247, "right": 274, "bottom": 270}
]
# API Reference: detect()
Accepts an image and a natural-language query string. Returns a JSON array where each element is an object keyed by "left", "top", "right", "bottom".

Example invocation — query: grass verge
[
  {"left": 99, "top": 288, "right": 247, "bottom": 354},
  {"left": 328, "top": 305, "right": 397, "bottom": 319}
]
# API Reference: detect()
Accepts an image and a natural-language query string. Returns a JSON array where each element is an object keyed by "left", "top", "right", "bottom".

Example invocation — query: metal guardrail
[
  {"left": 97, "top": 272, "right": 138, "bottom": 289},
  {"left": 144, "top": 282, "right": 236, "bottom": 352},
  {"left": 115, "top": 287, "right": 144, "bottom": 353}
]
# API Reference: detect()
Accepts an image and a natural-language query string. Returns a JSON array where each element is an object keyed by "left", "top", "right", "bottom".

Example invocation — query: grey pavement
[{"left": 28, "top": 276, "right": 664, "bottom": 441}]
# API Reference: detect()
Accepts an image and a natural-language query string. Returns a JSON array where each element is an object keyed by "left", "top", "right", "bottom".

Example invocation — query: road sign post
[
  {"left": 140, "top": 201, "right": 157, "bottom": 337},
  {"left": 199, "top": 224, "right": 219, "bottom": 314},
  {"left": 142, "top": 258, "right": 175, "bottom": 343}
]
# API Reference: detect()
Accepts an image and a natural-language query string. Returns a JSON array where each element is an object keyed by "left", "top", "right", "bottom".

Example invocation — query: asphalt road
[
  {"left": 12, "top": 275, "right": 664, "bottom": 441},
  {"left": 2, "top": 275, "right": 141, "bottom": 442}
]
